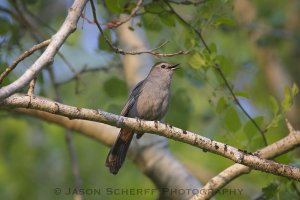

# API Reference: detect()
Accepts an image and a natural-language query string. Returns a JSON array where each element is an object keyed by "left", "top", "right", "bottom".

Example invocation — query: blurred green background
[{"left": 1, "top": 0, "right": 300, "bottom": 199}]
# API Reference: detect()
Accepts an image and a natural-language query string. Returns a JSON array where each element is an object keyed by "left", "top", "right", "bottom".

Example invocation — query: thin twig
[
  {"left": 89, "top": 0, "right": 189, "bottom": 57},
  {"left": 121, "top": 40, "right": 190, "bottom": 57},
  {"left": 168, "top": 0, "right": 206, "bottom": 5},
  {"left": 22, "top": 3, "right": 57, "bottom": 34},
  {"left": 57, "top": 64, "right": 115, "bottom": 94},
  {"left": 55, "top": 55, "right": 81, "bottom": 94},
  {"left": 82, "top": 0, "right": 143, "bottom": 28},
  {"left": 13, "top": 1, "right": 79, "bottom": 82},
  {"left": 57, "top": 65, "right": 111, "bottom": 86},
  {"left": 57, "top": 52, "right": 78, "bottom": 75},
  {"left": 81, "top": 14, "right": 94, "bottom": 24},
  {"left": 12, "top": 0, "right": 82, "bottom": 99},
  {"left": 0, "top": 39, "right": 50, "bottom": 84},
  {"left": 215, "top": 65, "right": 268, "bottom": 145},
  {"left": 106, "top": 0, "right": 143, "bottom": 29},
  {"left": 47, "top": 67, "right": 60, "bottom": 101},
  {"left": 165, "top": 1, "right": 268, "bottom": 145},
  {"left": 3, "top": 1, "right": 85, "bottom": 193},
  {"left": 0, "top": 0, "right": 87, "bottom": 101},
  {"left": 11, "top": 0, "right": 43, "bottom": 42},
  {"left": 81, "top": 7, "right": 94, "bottom": 24}
]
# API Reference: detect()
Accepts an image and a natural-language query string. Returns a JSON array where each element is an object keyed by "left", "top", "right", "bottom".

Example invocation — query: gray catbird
[{"left": 106, "top": 62, "right": 180, "bottom": 174}]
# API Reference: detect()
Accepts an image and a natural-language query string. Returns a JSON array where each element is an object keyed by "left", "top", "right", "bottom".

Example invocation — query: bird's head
[{"left": 149, "top": 62, "right": 180, "bottom": 78}]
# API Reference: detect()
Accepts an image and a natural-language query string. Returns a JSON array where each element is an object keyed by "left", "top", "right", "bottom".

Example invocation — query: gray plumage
[{"left": 106, "top": 62, "right": 179, "bottom": 174}]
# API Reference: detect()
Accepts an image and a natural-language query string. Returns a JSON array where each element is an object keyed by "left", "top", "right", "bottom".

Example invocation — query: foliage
[{"left": 0, "top": 0, "right": 300, "bottom": 199}]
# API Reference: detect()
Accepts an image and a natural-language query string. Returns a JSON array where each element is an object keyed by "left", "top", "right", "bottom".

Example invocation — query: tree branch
[
  {"left": 7, "top": 107, "right": 200, "bottom": 199},
  {"left": 191, "top": 120, "right": 300, "bottom": 200},
  {"left": 0, "top": 39, "right": 50, "bottom": 84},
  {"left": 0, "top": 0, "right": 88, "bottom": 102},
  {"left": 14, "top": 0, "right": 79, "bottom": 79},
  {"left": 105, "top": 0, "right": 143, "bottom": 29},
  {"left": 89, "top": 0, "right": 189, "bottom": 57},
  {"left": 2, "top": 93, "right": 300, "bottom": 181}
]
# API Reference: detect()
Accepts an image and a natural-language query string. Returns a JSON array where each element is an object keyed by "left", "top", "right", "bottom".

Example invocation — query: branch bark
[
  {"left": 2, "top": 94, "right": 300, "bottom": 181},
  {"left": 0, "top": 0, "right": 88, "bottom": 102},
  {"left": 191, "top": 120, "right": 300, "bottom": 200}
]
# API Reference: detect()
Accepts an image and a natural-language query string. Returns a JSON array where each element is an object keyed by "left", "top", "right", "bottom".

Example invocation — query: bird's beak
[{"left": 169, "top": 63, "right": 180, "bottom": 70}]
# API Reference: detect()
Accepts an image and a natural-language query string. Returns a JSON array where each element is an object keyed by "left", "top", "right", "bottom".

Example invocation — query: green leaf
[
  {"left": 144, "top": 2, "right": 165, "bottom": 13},
  {"left": 159, "top": 12, "right": 176, "bottom": 27},
  {"left": 188, "top": 53, "right": 206, "bottom": 68},
  {"left": 166, "top": 89, "right": 192, "bottom": 130},
  {"left": 124, "top": 3, "right": 137, "bottom": 13},
  {"left": 141, "top": 13, "right": 162, "bottom": 31},
  {"left": 267, "top": 114, "right": 283, "bottom": 130},
  {"left": 269, "top": 96, "right": 279, "bottom": 115},
  {"left": 215, "top": 55, "right": 233, "bottom": 76},
  {"left": 0, "top": 18, "right": 11, "bottom": 35},
  {"left": 224, "top": 107, "right": 241, "bottom": 132},
  {"left": 208, "top": 43, "right": 217, "bottom": 54},
  {"left": 281, "top": 85, "right": 292, "bottom": 112},
  {"left": 216, "top": 97, "right": 227, "bottom": 113},
  {"left": 243, "top": 116, "right": 264, "bottom": 138},
  {"left": 243, "top": 120, "right": 257, "bottom": 139},
  {"left": 235, "top": 91, "right": 249, "bottom": 99},
  {"left": 103, "top": 77, "right": 128, "bottom": 98},
  {"left": 98, "top": 30, "right": 112, "bottom": 52},
  {"left": 184, "top": 38, "right": 196, "bottom": 49},
  {"left": 200, "top": 48, "right": 215, "bottom": 68},
  {"left": 182, "top": 29, "right": 196, "bottom": 49},
  {"left": 104, "top": 0, "right": 127, "bottom": 14},
  {"left": 255, "top": 116, "right": 264, "bottom": 127},
  {"left": 292, "top": 82, "right": 299, "bottom": 96},
  {"left": 214, "top": 17, "right": 237, "bottom": 28},
  {"left": 262, "top": 183, "right": 279, "bottom": 199}
]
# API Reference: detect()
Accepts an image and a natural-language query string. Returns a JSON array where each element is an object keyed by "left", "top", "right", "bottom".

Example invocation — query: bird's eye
[{"left": 161, "top": 65, "right": 166, "bottom": 68}]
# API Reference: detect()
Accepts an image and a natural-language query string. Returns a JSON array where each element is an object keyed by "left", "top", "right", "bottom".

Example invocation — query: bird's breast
[{"left": 134, "top": 83, "right": 170, "bottom": 120}]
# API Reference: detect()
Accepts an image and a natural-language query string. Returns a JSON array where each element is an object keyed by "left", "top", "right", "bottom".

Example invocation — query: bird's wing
[{"left": 120, "top": 80, "right": 144, "bottom": 116}]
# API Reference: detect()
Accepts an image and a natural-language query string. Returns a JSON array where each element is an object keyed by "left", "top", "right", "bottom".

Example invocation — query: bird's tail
[{"left": 105, "top": 128, "right": 134, "bottom": 175}]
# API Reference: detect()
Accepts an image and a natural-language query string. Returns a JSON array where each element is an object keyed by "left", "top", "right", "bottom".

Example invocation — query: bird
[{"left": 105, "top": 62, "right": 180, "bottom": 175}]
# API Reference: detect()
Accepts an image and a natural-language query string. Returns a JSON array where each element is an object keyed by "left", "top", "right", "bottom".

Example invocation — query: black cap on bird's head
[{"left": 151, "top": 62, "right": 180, "bottom": 71}]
